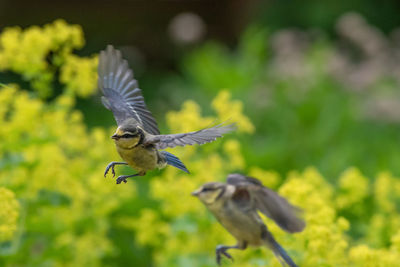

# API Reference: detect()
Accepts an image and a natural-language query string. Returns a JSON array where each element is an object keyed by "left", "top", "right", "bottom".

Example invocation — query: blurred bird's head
[
  {"left": 111, "top": 121, "right": 144, "bottom": 149},
  {"left": 192, "top": 182, "right": 230, "bottom": 205}
]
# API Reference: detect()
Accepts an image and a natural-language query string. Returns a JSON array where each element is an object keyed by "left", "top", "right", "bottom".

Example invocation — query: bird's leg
[
  {"left": 216, "top": 242, "right": 247, "bottom": 266},
  {"left": 116, "top": 172, "right": 145, "bottom": 184},
  {"left": 104, "top": 162, "right": 127, "bottom": 177}
]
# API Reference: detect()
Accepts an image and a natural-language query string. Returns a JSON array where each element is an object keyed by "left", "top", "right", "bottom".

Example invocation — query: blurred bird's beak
[
  {"left": 111, "top": 134, "right": 119, "bottom": 140},
  {"left": 191, "top": 189, "right": 201, "bottom": 197}
]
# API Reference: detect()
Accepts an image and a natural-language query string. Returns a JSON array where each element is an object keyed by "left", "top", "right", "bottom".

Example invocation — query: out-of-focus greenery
[
  {"left": 1, "top": 18, "right": 400, "bottom": 267},
  {"left": 165, "top": 14, "right": 400, "bottom": 179},
  {"left": 255, "top": 0, "right": 400, "bottom": 34}
]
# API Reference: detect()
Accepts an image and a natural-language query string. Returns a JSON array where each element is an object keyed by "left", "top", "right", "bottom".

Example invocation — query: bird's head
[
  {"left": 192, "top": 182, "right": 227, "bottom": 205},
  {"left": 111, "top": 124, "right": 143, "bottom": 149}
]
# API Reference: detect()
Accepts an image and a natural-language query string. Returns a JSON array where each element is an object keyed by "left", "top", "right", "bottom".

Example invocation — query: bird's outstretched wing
[
  {"left": 227, "top": 173, "right": 305, "bottom": 233},
  {"left": 145, "top": 123, "right": 236, "bottom": 150},
  {"left": 98, "top": 45, "right": 160, "bottom": 135}
]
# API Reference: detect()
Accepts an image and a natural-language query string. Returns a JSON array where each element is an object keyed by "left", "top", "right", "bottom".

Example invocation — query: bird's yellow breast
[{"left": 116, "top": 144, "right": 158, "bottom": 173}]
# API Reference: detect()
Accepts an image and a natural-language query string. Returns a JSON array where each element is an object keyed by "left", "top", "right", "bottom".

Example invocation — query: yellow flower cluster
[
  {"left": 336, "top": 168, "right": 369, "bottom": 210},
  {"left": 212, "top": 90, "right": 255, "bottom": 133},
  {"left": 131, "top": 99, "right": 400, "bottom": 267},
  {"left": 2, "top": 21, "right": 400, "bottom": 267},
  {"left": 0, "top": 187, "right": 19, "bottom": 242},
  {"left": 0, "top": 85, "right": 134, "bottom": 265},
  {"left": 60, "top": 54, "right": 98, "bottom": 98},
  {"left": 0, "top": 20, "right": 97, "bottom": 98}
]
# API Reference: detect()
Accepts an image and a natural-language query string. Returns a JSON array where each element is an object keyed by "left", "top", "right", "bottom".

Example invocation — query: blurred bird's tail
[
  {"left": 262, "top": 227, "right": 298, "bottom": 267},
  {"left": 161, "top": 151, "right": 190, "bottom": 174}
]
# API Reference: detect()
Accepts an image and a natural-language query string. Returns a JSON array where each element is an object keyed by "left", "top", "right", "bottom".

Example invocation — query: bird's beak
[
  {"left": 191, "top": 189, "right": 201, "bottom": 197},
  {"left": 111, "top": 134, "right": 119, "bottom": 140}
]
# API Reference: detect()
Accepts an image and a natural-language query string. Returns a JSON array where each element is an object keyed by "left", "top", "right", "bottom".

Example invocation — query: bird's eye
[
  {"left": 121, "top": 133, "right": 135, "bottom": 138},
  {"left": 202, "top": 188, "right": 213, "bottom": 192}
]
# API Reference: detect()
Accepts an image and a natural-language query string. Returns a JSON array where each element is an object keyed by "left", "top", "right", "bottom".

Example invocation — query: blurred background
[
  {"left": 2, "top": 0, "right": 400, "bottom": 266},
  {"left": 2, "top": 0, "right": 400, "bottom": 177}
]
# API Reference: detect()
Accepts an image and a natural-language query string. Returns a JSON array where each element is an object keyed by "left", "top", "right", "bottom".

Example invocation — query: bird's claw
[
  {"left": 222, "top": 251, "right": 233, "bottom": 260},
  {"left": 116, "top": 176, "right": 128, "bottom": 184},
  {"left": 104, "top": 163, "right": 116, "bottom": 178},
  {"left": 216, "top": 246, "right": 234, "bottom": 265}
]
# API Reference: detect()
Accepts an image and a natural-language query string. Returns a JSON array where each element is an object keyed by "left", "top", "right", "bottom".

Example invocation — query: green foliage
[
  {"left": 1, "top": 18, "right": 400, "bottom": 267},
  {"left": 182, "top": 27, "right": 267, "bottom": 94},
  {"left": 175, "top": 20, "right": 400, "bottom": 178}
]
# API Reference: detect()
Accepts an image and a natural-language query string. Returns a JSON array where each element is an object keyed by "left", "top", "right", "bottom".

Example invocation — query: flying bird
[
  {"left": 99, "top": 45, "right": 235, "bottom": 184},
  {"left": 192, "top": 173, "right": 305, "bottom": 266}
]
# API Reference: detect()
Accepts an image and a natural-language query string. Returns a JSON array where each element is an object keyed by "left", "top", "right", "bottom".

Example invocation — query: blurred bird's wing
[
  {"left": 98, "top": 45, "right": 160, "bottom": 135},
  {"left": 145, "top": 123, "right": 236, "bottom": 149},
  {"left": 227, "top": 173, "right": 305, "bottom": 233}
]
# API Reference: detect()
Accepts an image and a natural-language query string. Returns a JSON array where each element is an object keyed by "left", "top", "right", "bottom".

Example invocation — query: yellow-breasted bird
[
  {"left": 99, "top": 45, "right": 235, "bottom": 184},
  {"left": 192, "top": 173, "right": 305, "bottom": 267}
]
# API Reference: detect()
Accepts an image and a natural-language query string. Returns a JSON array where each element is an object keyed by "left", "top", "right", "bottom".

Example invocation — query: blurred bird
[
  {"left": 99, "top": 45, "right": 235, "bottom": 184},
  {"left": 192, "top": 173, "right": 305, "bottom": 266}
]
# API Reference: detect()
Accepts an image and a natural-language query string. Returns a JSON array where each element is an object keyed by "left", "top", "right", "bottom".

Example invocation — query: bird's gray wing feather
[
  {"left": 146, "top": 123, "right": 236, "bottom": 149},
  {"left": 227, "top": 173, "right": 305, "bottom": 233},
  {"left": 98, "top": 45, "right": 160, "bottom": 135}
]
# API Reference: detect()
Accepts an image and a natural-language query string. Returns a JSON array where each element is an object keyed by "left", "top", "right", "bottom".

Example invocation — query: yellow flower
[
  {"left": 0, "top": 20, "right": 92, "bottom": 98},
  {"left": 2, "top": 20, "right": 400, "bottom": 267},
  {"left": 0, "top": 85, "right": 134, "bottom": 265},
  {"left": 60, "top": 54, "right": 98, "bottom": 97},
  {"left": 336, "top": 167, "right": 369, "bottom": 210},
  {"left": 248, "top": 166, "right": 281, "bottom": 189},
  {"left": 212, "top": 90, "right": 255, "bottom": 133},
  {"left": 166, "top": 100, "right": 215, "bottom": 133},
  {"left": 0, "top": 187, "right": 20, "bottom": 242},
  {"left": 223, "top": 140, "right": 245, "bottom": 169}
]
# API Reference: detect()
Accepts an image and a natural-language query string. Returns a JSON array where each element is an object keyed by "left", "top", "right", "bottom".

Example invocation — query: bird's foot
[
  {"left": 116, "top": 176, "right": 128, "bottom": 184},
  {"left": 115, "top": 173, "right": 141, "bottom": 184},
  {"left": 216, "top": 245, "right": 234, "bottom": 265},
  {"left": 104, "top": 162, "right": 116, "bottom": 177},
  {"left": 104, "top": 162, "right": 128, "bottom": 178}
]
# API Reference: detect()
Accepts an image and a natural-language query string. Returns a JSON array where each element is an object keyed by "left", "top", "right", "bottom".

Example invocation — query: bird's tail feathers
[
  {"left": 161, "top": 151, "right": 190, "bottom": 174},
  {"left": 263, "top": 229, "right": 298, "bottom": 267}
]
